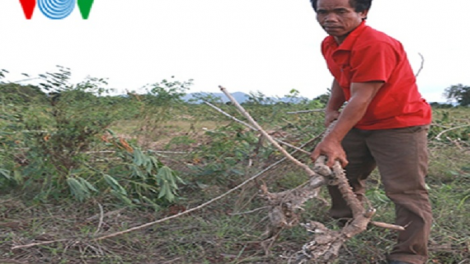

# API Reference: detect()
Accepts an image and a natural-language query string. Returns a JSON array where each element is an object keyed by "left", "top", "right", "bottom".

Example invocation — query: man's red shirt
[{"left": 321, "top": 21, "right": 432, "bottom": 130}]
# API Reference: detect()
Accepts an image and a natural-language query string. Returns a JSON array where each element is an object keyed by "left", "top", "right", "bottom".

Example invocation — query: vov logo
[{"left": 19, "top": 0, "right": 95, "bottom": 20}]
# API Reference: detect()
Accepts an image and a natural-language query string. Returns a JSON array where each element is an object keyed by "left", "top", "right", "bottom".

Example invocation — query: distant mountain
[
  {"left": 183, "top": 91, "right": 309, "bottom": 104},
  {"left": 182, "top": 92, "right": 249, "bottom": 103}
]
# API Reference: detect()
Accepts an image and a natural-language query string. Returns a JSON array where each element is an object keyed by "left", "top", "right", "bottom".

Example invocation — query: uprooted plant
[{"left": 219, "top": 86, "right": 405, "bottom": 263}]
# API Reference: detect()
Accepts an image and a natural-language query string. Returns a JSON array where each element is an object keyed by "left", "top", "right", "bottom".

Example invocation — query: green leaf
[
  {"left": 158, "top": 183, "right": 168, "bottom": 199},
  {"left": 145, "top": 157, "right": 154, "bottom": 174},
  {"left": 142, "top": 196, "right": 161, "bottom": 211},
  {"left": 110, "top": 190, "right": 133, "bottom": 206},
  {"left": 155, "top": 166, "right": 180, "bottom": 202},
  {"left": 133, "top": 149, "right": 144, "bottom": 166},
  {"left": 150, "top": 156, "right": 162, "bottom": 170},
  {"left": 458, "top": 194, "right": 470, "bottom": 210},
  {"left": 78, "top": 177, "right": 98, "bottom": 193},
  {"left": 103, "top": 174, "right": 128, "bottom": 196},
  {"left": 0, "top": 169, "right": 12, "bottom": 180},
  {"left": 67, "top": 177, "right": 90, "bottom": 202},
  {"left": 14, "top": 170, "right": 23, "bottom": 184}
]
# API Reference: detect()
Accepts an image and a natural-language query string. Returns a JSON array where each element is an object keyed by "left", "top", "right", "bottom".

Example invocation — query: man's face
[{"left": 316, "top": 0, "right": 368, "bottom": 42}]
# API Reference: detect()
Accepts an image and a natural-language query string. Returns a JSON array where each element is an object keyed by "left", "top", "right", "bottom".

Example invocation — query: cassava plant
[
  {"left": 103, "top": 130, "right": 185, "bottom": 207},
  {"left": 21, "top": 67, "right": 117, "bottom": 190},
  {"left": 0, "top": 67, "right": 184, "bottom": 206},
  {"left": 188, "top": 123, "right": 262, "bottom": 185},
  {"left": 127, "top": 76, "right": 191, "bottom": 148}
]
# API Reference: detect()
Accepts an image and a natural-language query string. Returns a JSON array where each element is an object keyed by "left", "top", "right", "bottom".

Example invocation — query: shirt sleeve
[
  {"left": 321, "top": 38, "right": 342, "bottom": 81},
  {"left": 350, "top": 41, "right": 398, "bottom": 83}
]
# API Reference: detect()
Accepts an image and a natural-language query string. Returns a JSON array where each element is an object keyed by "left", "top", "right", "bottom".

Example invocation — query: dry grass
[{"left": 1, "top": 106, "right": 469, "bottom": 264}]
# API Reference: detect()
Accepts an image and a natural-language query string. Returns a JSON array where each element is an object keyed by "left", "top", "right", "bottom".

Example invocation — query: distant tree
[
  {"left": 142, "top": 76, "right": 191, "bottom": 106},
  {"left": 444, "top": 84, "right": 470, "bottom": 106},
  {"left": 283, "top": 88, "right": 308, "bottom": 104},
  {"left": 0, "top": 83, "right": 47, "bottom": 104},
  {"left": 429, "top": 102, "right": 453, "bottom": 109},
  {"left": 313, "top": 88, "right": 331, "bottom": 106},
  {"left": 245, "top": 90, "right": 275, "bottom": 105},
  {"left": 189, "top": 92, "right": 224, "bottom": 105},
  {"left": 0, "top": 69, "right": 8, "bottom": 82}
]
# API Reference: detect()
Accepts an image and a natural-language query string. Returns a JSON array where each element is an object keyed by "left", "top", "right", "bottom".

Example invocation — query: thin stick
[
  {"left": 12, "top": 239, "right": 68, "bottom": 250},
  {"left": 9, "top": 159, "right": 291, "bottom": 248},
  {"left": 370, "top": 221, "right": 405, "bottom": 231},
  {"left": 219, "top": 86, "right": 317, "bottom": 177},
  {"left": 204, "top": 101, "right": 255, "bottom": 130},
  {"left": 86, "top": 208, "right": 125, "bottom": 221},
  {"left": 435, "top": 124, "right": 470, "bottom": 140},
  {"left": 0, "top": 259, "right": 28, "bottom": 264},
  {"left": 205, "top": 101, "right": 311, "bottom": 155},
  {"left": 93, "top": 151, "right": 291, "bottom": 241},
  {"left": 229, "top": 206, "right": 270, "bottom": 216},
  {"left": 415, "top": 52, "right": 425, "bottom": 77},
  {"left": 286, "top": 109, "right": 324, "bottom": 114},
  {"left": 446, "top": 136, "right": 464, "bottom": 151},
  {"left": 93, "top": 203, "right": 104, "bottom": 236}
]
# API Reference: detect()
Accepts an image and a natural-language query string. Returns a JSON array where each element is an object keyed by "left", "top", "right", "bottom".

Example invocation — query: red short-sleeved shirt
[{"left": 321, "top": 21, "right": 432, "bottom": 130}]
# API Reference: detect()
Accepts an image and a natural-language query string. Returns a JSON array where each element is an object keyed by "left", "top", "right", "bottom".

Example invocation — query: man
[{"left": 309, "top": 0, "right": 433, "bottom": 264}]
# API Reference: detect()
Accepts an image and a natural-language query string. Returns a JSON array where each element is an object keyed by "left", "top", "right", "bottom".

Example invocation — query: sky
[{"left": 1, "top": 0, "right": 469, "bottom": 102}]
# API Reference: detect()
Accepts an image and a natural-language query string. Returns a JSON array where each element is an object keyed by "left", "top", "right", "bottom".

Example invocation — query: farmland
[{"left": 0, "top": 73, "right": 469, "bottom": 263}]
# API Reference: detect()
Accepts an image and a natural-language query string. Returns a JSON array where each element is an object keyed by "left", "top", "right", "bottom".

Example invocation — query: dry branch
[
  {"left": 11, "top": 239, "right": 68, "bottom": 250},
  {"left": 11, "top": 154, "right": 290, "bottom": 250},
  {"left": 218, "top": 86, "right": 403, "bottom": 263},
  {"left": 219, "top": 86, "right": 317, "bottom": 177},
  {"left": 219, "top": 86, "right": 331, "bottom": 254},
  {"left": 370, "top": 221, "right": 405, "bottom": 231},
  {"left": 435, "top": 124, "right": 470, "bottom": 140},
  {"left": 415, "top": 52, "right": 425, "bottom": 77},
  {"left": 93, "top": 203, "right": 104, "bottom": 237},
  {"left": 292, "top": 158, "right": 374, "bottom": 262},
  {"left": 297, "top": 127, "right": 404, "bottom": 262},
  {"left": 286, "top": 109, "right": 325, "bottom": 114},
  {"left": 92, "top": 162, "right": 281, "bottom": 241},
  {"left": 204, "top": 101, "right": 255, "bottom": 130}
]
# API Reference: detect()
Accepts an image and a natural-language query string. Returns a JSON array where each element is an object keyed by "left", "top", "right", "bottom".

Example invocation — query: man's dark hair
[{"left": 310, "top": 0, "right": 372, "bottom": 12}]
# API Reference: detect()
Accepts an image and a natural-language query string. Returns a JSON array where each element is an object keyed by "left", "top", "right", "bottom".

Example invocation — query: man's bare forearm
[
  {"left": 325, "top": 97, "right": 369, "bottom": 143},
  {"left": 325, "top": 79, "right": 345, "bottom": 112},
  {"left": 325, "top": 81, "right": 383, "bottom": 143}
]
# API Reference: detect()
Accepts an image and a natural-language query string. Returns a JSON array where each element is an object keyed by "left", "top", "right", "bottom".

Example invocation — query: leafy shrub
[
  {"left": 0, "top": 67, "right": 184, "bottom": 207},
  {"left": 187, "top": 123, "right": 272, "bottom": 185},
  {"left": 126, "top": 77, "right": 192, "bottom": 147}
]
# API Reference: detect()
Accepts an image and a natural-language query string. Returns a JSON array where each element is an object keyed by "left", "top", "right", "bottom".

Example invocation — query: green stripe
[{"left": 77, "top": 0, "right": 94, "bottom": 20}]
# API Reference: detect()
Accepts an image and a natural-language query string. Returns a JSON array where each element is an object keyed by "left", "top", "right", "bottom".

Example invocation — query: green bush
[{"left": 0, "top": 67, "right": 184, "bottom": 208}]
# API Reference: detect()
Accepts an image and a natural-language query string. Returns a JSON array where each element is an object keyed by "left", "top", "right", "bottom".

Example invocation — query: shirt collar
[{"left": 324, "top": 20, "right": 368, "bottom": 51}]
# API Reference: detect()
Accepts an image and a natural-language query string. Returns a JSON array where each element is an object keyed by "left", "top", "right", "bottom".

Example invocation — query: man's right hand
[{"left": 310, "top": 136, "right": 348, "bottom": 168}]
